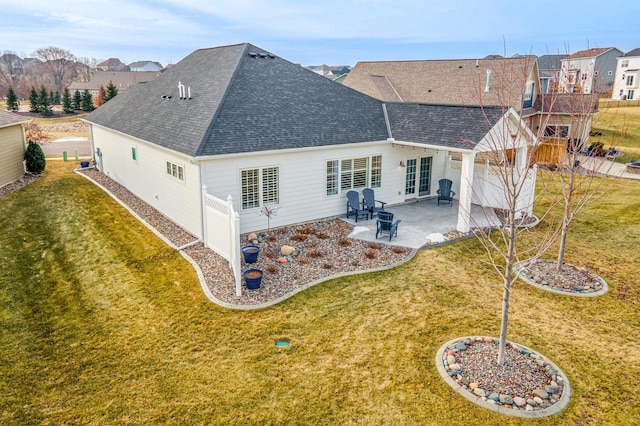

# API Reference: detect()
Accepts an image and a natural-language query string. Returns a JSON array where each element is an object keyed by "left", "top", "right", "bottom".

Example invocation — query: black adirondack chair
[
  {"left": 362, "top": 188, "right": 386, "bottom": 219},
  {"left": 437, "top": 179, "right": 456, "bottom": 206},
  {"left": 376, "top": 211, "right": 401, "bottom": 241},
  {"left": 346, "top": 190, "right": 369, "bottom": 222}
]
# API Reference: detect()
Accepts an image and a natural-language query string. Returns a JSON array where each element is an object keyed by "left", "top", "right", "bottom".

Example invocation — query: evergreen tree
[
  {"left": 25, "top": 141, "right": 46, "bottom": 174},
  {"left": 49, "top": 89, "right": 55, "bottom": 104},
  {"left": 37, "top": 85, "right": 53, "bottom": 116},
  {"left": 29, "top": 87, "right": 39, "bottom": 113},
  {"left": 73, "top": 90, "right": 82, "bottom": 110},
  {"left": 105, "top": 81, "right": 118, "bottom": 102},
  {"left": 80, "top": 89, "right": 95, "bottom": 111},
  {"left": 53, "top": 90, "right": 61, "bottom": 105},
  {"left": 62, "top": 88, "right": 74, "bottom": 113},
  {"left": 5, "top": 87, "right": 19, "bottom": 111}
]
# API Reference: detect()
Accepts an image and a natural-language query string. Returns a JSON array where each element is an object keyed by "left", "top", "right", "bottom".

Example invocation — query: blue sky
[{"left": 1, "top": 0, "right": 638, "bottom": 67}]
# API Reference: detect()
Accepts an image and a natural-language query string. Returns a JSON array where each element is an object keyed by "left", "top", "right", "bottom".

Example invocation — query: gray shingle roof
[
  {"left": 385, "top": 103, "right": 505, "bottom": 150},
  {"left": 623, "top": 48, "right": 640, "bottom": 57},
  {"left": 0, "top": 110, "right": 28, "bottom": 128},
  {"left": 85, "top": 43, "right": 389, "bottom": 157}
]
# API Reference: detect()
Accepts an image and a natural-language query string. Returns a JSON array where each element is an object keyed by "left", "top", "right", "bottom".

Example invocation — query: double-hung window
[
  {"left": 241, "top": 166, "right": 279, "bottom": 210},
  {"left": 326, "top": 155, "right": 382, "bottom": 196}
]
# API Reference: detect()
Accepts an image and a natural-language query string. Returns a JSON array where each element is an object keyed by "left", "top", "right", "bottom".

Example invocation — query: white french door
[{"left": 404, "top": 156, "right": 432, "bottom": 200}]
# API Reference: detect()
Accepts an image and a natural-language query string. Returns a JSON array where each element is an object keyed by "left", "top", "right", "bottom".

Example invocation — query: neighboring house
[
  {"left": 342, "top": 56, "right": 592, "bottom": 164},
  {"left": 612, "top": 48, "right": 640, "bottom": 101},
  {"left": 559, "top": 47, "right": 623, "bottom": 95},
  {"left": 84, "top": 43, "right": 536, "bottom": 249},
  {"left": 0, "top": 110, "right": 28, "bottom": 188},
  {"left": 537, "top": 54, "right": 566, "bottom": 94},
  {"left": 97, "top": 58, "right": 130, "bottom": 71},
  {"left": 307, "top": 64, "right": 351, "bottom": 80},
  {"left": 128, "top": 60, "right": 164, "bottom": 72},
  {"left": 68, "top": 71, "right": 160, "bottom": 99}
]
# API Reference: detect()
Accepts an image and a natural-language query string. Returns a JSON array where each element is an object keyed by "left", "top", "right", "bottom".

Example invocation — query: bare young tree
[
  {"left": 464, "top": 55, "right": 563, "bottom": 365},
  {"left": 529, "top": 54, "right": 617, "bottom": 276},
  {"left": 34, "top": 46, "right": 77, "bottom": 92}
]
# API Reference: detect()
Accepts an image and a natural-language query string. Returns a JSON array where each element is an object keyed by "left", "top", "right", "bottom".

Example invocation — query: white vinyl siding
[
  {"left": 0, "top": 124, "right": 25, "bottom": 186},
  {"left": 91, "top": 125, "right": 201, "bottom": 237}
]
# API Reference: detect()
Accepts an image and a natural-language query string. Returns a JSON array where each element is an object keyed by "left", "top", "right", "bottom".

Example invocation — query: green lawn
[
  {"left": 1, "top": 162, "right": 640, "bottom": 425},
  {"left": 592, "top": 106, "right": 640, "bottom": 162}
]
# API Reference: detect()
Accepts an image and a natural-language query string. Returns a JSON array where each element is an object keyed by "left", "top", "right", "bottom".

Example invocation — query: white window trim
[
  {"left": 240, "top": 166, "right": 280, "bottom": 210},
  {"left": 166, "top": 160, "right": 185, "bottom": 183},
  {"left": 325, "top": 155, "right": 382, "bottom": 196}
]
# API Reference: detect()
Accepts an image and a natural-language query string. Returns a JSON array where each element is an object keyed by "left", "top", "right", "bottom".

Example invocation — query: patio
[{"left": 343, "top": 198, "right": 500, "bottom": 249}]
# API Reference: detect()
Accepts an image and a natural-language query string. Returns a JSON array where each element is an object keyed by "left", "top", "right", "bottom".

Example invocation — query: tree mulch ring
[
  {"left": 436, "top": 336, "right": 571, "bottom": 418},
  {"left": 519, "top": 259, "right": 608, "bottom": 297}
]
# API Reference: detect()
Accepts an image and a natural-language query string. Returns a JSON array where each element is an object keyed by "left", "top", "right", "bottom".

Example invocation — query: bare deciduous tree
[
  {"left": 34, "top": 46, "right": 77, "bottom": 92},
  {"left": 464, "top": 55, "right": 563, "bottom": 365}
]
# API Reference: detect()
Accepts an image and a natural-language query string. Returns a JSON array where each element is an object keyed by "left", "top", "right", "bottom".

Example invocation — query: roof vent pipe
[
  {"left": 178, "top": 81, "right": 186, "bottom": 99},
  {"left": 476, "top": 59, "right": 479, "bottom": 67},
  {"left": 485, "top": 69, "right": 491, "bottom": 92},
  {"left": 188, "top": 86, "right": 191, "bottom": 100}
]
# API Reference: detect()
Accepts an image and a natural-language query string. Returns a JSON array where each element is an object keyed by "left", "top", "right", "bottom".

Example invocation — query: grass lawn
[
  {"left": 1, "top": 161, "right": 640, "bottom": 425},
  {"left": 592, "top": 106, "right": 640, "bottom": 162}
]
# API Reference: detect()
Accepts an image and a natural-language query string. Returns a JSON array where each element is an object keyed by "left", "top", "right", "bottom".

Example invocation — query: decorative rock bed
[
  {"left": 626, "top": 162, "right": 640, "bottom": 174},
  {"left": 519, "top": 259, "right": 608, "bottom": 297},
  {"left": 436, "top": 336, "right": 571, "bottom": 418}
]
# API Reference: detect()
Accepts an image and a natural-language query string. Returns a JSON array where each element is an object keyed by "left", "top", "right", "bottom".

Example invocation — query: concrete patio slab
[{"left": 343, "top": 198, "right": 500, "bottom": 249}]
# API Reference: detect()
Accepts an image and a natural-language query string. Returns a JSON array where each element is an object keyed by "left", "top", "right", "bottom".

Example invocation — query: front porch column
[{"left": 457, "top": 151, "right": 476, "bottom": 232}]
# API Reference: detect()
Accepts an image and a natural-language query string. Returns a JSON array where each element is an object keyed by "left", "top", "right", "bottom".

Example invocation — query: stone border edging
[
  {"left": 435, "top": 336, "right": 571, "bottom": 418},
  {"left": 518, "top": 261, "right": 609, "bottom": 298},
  {"left": 222, "top": 248, "right": 418, "bottom": 310}
]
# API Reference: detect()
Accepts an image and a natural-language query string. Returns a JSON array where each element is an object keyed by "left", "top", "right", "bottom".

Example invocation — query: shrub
[
  {"left": 338, "top": 238, "right": 351, "bottom": 247},
  {"left": 322, "top": 263, "right": 333, "bottom": 269},
  {"left": 308, "top": 250, "right": 323, "bottom": 258},
  {"left": 25, "top": 141, "right": 46, "bottom": 174},
  {"left": 316, "top": 232, "right": 330, "bottom": 239},
  {"left": 367, "top": 242, "right": 382, "bottom": 250},
  {"left": 265, "top": 265, "right": 278, "bottom": 274},
  {"left": 364, "top": 250, "right": 377, "bottom": 259},
  {"left": 299, "top": 227, "right": 316, "bottom": 235},
  {"left": 392, "top": 246, "right": 407, "bottom": 254},
  {"left": 291, "top": 234, "right": 307, "bottom": 242}
]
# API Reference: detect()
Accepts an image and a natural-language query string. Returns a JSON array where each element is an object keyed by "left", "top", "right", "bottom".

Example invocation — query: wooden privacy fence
[{"left": 201, "top": 186, "right": 242, "bottom": 296}]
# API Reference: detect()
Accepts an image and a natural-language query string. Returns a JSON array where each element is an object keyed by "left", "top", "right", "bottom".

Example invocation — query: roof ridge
[{"left": 195, "top": 44, "right": 250, "bottom": 157}]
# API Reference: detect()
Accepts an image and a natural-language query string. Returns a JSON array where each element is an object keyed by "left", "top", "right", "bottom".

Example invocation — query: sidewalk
[{"left": 577, "top": 155, "right": 640, "bottom": 181}]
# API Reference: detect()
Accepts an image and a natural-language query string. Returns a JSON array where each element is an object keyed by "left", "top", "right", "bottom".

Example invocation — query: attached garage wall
[{"left": 0, "top": 125, "right": 25, "bottom": 187}]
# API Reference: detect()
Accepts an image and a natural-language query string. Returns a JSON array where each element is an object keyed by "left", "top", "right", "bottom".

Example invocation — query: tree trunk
[
  {"left": 497, "top": 210, "right": 518, "bottom": 366},
  {"left": 557, "top": 167, "right": 576, "bottom": 272}
]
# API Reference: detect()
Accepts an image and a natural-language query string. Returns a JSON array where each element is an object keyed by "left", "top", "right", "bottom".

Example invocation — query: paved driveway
[{"left": 41, "top": 137, "right": 92, "bottom": 158}]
